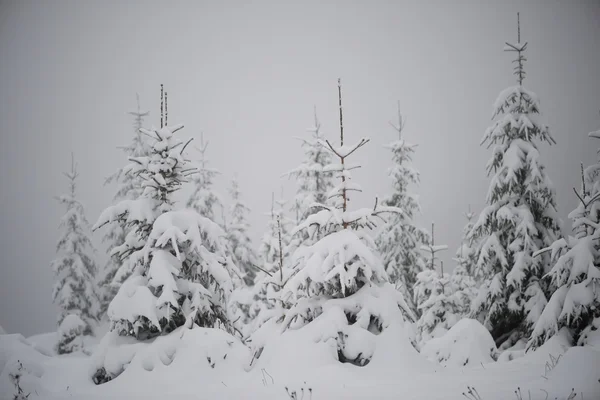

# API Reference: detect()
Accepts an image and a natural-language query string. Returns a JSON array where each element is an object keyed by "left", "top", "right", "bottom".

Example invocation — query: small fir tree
[
  {"left": 99, "top": 94, "right": 151, "bottom": 315},
  {"left": 226, "top": 176, "right": 259, "bottom": 286},
  {"left": 51, "top": 153, "right": 100, "bottom": 354},
  {"left": 527, "top": 124, "right": 600, "bottom": 350},
  {"left": 285, "top": 106, "right": 336, "bottom": 245},
  {"left": 376, "top": 103, "right": 430, "bottom": 316},
  {"left": 281, "top": 80, "right": 414, "bottom": 366},
  {"left": 186, "top": 132, "right": 223, "bottom": 222}
]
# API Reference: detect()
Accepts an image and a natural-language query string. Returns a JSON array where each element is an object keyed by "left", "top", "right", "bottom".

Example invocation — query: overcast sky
[{"left": 1, "top": 0, "right": 599, "bottom": 337}]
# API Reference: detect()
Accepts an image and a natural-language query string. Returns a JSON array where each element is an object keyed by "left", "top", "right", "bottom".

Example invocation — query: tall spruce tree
[
  {"left": 186, "top": 132, "right": 223, "bottom": 222},
  {"left": 528, "top": 124, "right": 600, "bottom": 350},
  {"left": 281, "top": 80, "right": 414, "bottom": 366},
  {"left": 376, "top": 103, "right": 430, "bottom": 316},
  {"left": 99, "top": 94, "right": 151, "bottom": 316},
  {"left": 468, "top": 15, "right": 562, "bottom": 348},
  {"left": 226, "top": 176, "right": 258, "bottom": 286},
  {"left": 51, "top": 153, "right": 100, "bottom": 354}
]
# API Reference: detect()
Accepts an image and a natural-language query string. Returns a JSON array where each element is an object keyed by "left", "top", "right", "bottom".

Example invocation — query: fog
[{"left": 1, "top": 0, "right": 599, "bottom": 337}]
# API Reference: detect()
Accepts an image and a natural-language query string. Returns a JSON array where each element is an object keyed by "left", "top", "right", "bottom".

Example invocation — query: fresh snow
[{"left": 1, "top": 324, "right": 598, "bottom": 399}]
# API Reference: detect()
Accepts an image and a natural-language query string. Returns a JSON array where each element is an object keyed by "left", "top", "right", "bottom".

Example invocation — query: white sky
[{"left": 1, "top": 0, "right": 599, "bottom": 336}]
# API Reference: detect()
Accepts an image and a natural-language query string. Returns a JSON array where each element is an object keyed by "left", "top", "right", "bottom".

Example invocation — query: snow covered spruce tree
[
  {"left": 279, "top": 80, "right": 415, "bottom": 366},
  {"left": 527, "top": 128, "right": 600, "bottom": 350},
  {"left": 450, "top": 206, "right": 478, "bottom": 313},
  {"left": 252, "top": 193, "right": 293, "bottom": 327},
  {"left": 376, "top": 104, "right": 430, "bottom": 316},
  {"left": 225, "top": 176, "right": 258, "bottom": 286},
  {"left": 99, "top": 94, "right": 151, "bottom": 316},
  {"left": 91, "top": 116, "right": 239, "bottom": 383},
  {"left": 414, "top": 224, "right": 464, "bottom": 347},
  {"left": 186, "top": 132, "right": 223, "bottom": 222},
  {"left": 285, "top": 106, "right": 336, "bottom": 244},
  {"left": 468, "top": 16, "right": 562, "bottom": 349},
  {"left": 51, "top": 153, "right": 100, "bottom": 354}
]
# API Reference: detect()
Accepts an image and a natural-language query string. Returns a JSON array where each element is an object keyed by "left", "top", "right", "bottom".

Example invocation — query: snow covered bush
[
  {"left": 421, "top": 319, "right": 498, "bottom": 367},
  {"left": 56, "top": 314, "right": 87, "bottom": 355},
  {"left": 278, "top": 80, "right": 414, "bottom": 367},
  {"left": 51, "top": 154, "right": 100, "bottom": 354},
  {"left": 92, "top": 122, "right": 239, "bottom": 383},
  {"left": 376, "top": 103, "right": 430, "bottom": 317},
  {"left": 99, "top": 94, "right": 152, "bottom": 316},
  {"left": 527, "top": 127, "right": 600, "bottom": 350},
  {"left": 468, "top": 35, "right": 562, "bottom": 349}
]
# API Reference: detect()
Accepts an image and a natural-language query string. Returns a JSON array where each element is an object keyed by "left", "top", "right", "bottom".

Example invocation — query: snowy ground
[{"left": 1, "top": 322, "right": 599, "bottom": 400}]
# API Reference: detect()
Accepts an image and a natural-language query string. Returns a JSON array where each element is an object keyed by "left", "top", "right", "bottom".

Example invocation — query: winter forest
[{"left": 1, "top": 2, "right": 600, "bottom": 400}]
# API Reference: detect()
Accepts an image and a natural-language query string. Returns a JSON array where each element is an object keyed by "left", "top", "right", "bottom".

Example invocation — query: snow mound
[
  {"left": 0, "top": 334, "right": 50, "bottom": 399},
  {"left": 27, "top": 332, "right": 58, "bottom": 356},
  {"left": 542, "top": 346, "right": 600, "bottom": 398},
  {"left": 420, "top": 319, "right": 498, "bottom": 367},
  {"left": 90, "top": 326, "right": 250, "bottom": 385}
]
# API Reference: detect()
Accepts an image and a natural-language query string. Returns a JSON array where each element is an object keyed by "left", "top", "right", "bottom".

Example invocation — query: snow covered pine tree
[
  {"left": 51, "top": 153, "right": 100, "bottom": 354},
  {"left": 376, "top": 105, "right": 430, "bottom": 316},
  {"left": 225, "top": 176, "right": 259, "bottom": 286},
  {"left": 285, "top": 106, "right": 336, "bottom": 246},
  {"left": 527, "top": 122, "right": 600, "bottom": 350},
  {"left": 280, "top": 80, "right": 415, "bottom": 366},
  {"left": 186, "top": 132, "right": 223, "bottom": 222},
  {"left": 468, "top": 15, "right": 562, "bottom": 349},
  {"left": 91, "top": 114, "right": 238, "bottom": 383},
  {"left": 99, "top": 94, "right": 151, "bottom": 316},
  {"left": 252, "top": 193, "right": 293, "bottom": 329},
  {"left": 450, "top": 206, "right": 478, "bottom": 314},
  {"left": 414, "top": 223, "right": 465, "bottom": 347}
]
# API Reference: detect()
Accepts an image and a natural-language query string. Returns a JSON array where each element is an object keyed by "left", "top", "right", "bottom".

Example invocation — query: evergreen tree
[
  {"left": 414, "top": 226, "right": 462, "bottom": 347},
  {"left": 226, "top": 176, "right": 258, "bottom": 286},
  {"left": 451, "top": 206, "right": 478, "bottom": 314},
  {"left": 51, "top": 153, "right": 100, "bottom": 354},
  {"left": 186, "top": 132, "right": 223, "bottom": 222},
  {"left": 281, "top": 80, "right": 414, "bottom": 366},
  {"left": 414, "top": 266, "right": 465, "bottom": 348},
  {"left": 527, "top": 126, "right": 600, "bottom": 350},
  {"left": 252, "top": 192, "right": 293, "bottom": 326},
  {"left": 285, "top": 106, "right": 335, "bottom": 244},
  {"left": 92, "top": 121, "right": 237, "bottom": 348},
  {"left": 376, "top": 103, "right": 430, "bottom": 316},
  {"left": 468, "top": 16, "right": 562, "bottom": 349},
  {"left": 99, "top": 94, "right": 151, "bottom": 316}
]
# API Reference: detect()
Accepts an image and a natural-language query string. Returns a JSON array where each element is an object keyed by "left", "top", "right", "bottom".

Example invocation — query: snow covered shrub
[
  {"left": 56, "top": 314, "right": 87, "bottom": 354},
  {"left": 376, "top": 103, "right": 430, "bottom": 316},
  {"left": 279, "top": 80, "right": 414, "bottom": 367},
  {"left": 92, "top": 122, "right": 239, "bottom": 383},
  {"left": 468, "top": 33, "right": 562, "bottom": 348},
  {"left": 421, "top": 319, "right": 498, "bottom": 367},
  {"left": 8, "top": 361, "right": 30, "bottom": 400},
  {"left": 51, "top": 154, "right": 100, "bottom": 354},
  {"left": 99, "top": 94, "right": 151, "bottom": 316},
  {"left": 527, "top": 127, "right": 600, "bottom": 351}
]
